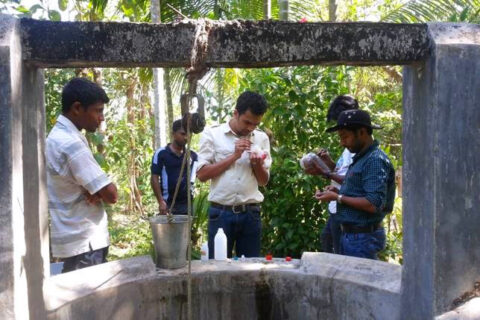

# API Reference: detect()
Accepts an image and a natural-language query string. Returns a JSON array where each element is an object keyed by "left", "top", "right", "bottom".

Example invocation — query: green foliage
[
  {"left": 2, "top": 1, "right": 62, "bottom": 20},
  {"left": 45, "top": 69, "right": 77, "bottom": 132},
  {"left": 108, "top": 216, "right": 154, "bottom": 260},
  {"left": 191, "top": 185, "right": 210, "bottom": 246},
  {"left": 117, "top": 0, "right": 150, "bottom": 21},
  {"left": 378, "top": 196, "right": 403, "bottom": 263}
]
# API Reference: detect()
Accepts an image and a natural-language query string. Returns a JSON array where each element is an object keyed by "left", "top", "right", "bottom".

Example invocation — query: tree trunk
[
  {"left": 125, "top": 78, "right": 144, "bottom": 215},
  {"left": 151, "top": 0, "right": 167, "bottom": 149},
  {"left": 92, "top": 68, "right": 105, "bottom": 155},
  {"left": 279, "top": 0, "right": 289, "bottom": 21},
  {"left": 215, "top": 69, "right": 226, "bottom": 122},
  {"left": 329, "top": 0, "right": 337, "bottom": 22},
  {"left": 264, "top": 0, "right": 271, "bottom": 19},
  {"left": 164, "top": 68, "right": 174, "bottom": 134}
]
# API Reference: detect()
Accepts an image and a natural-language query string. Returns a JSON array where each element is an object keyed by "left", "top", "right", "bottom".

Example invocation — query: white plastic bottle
[
  {"left": 200, "top": 242, "right": 209, "bottom": 262},
  {"left": 214, "top": 228, "right": 227, "bottom": 260}
]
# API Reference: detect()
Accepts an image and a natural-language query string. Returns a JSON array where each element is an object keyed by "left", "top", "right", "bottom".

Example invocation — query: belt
[
  {"left": 210, "top": 202, "right": 260, "bottom": 214},
  {"left": 340, "top": 222, "right": 383, "bottom": 234}
]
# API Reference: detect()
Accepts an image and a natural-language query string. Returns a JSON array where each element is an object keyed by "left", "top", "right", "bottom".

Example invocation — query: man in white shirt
[
  {"left": 46, "top": 78, "right": 118, "bottom": 273},
  {"left": 304, "top": 95, "right": 358, "bottom": 253},
  {"left": 197, "top": 91, "right": 272, "bottom": 258}
]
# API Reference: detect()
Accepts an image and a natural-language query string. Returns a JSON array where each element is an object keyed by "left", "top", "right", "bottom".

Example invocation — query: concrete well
[
  {"left": 2, "top": 15, "right": 480, "bottom": 319},
  {"left": 45, "top": 253, "right": 401, "bottom": 320}
]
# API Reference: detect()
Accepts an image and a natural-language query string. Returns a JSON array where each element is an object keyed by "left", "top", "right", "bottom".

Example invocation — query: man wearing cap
[
  {"left": 315, "top": 109, "right": 395, "bottom": 260},
  {"left": 303, "top": 95, "right": 358, "bottom": 254}
]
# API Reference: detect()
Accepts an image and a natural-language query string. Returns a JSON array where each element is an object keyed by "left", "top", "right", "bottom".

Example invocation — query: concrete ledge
[
  {"left": 427, "top": 23, "right": 480, "bottom": 45},
  {"left": 45, "top": 255, "right": 156, "bottom": 311},
  {"left": 46, "top": 253, "right": 401, "bottom": 320},
  {"left": 19, "top": 18, "right": 430, "bottom": 68},
  {"left": 436, "top": 297, "right": 480, "bottom": 320}
]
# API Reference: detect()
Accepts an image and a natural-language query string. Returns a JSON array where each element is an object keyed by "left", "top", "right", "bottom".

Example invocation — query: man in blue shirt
[
  {"left": 303, "top": 95, "right": 358, "bottom": 254},
  {"left": 151, "top": 119, "right": 198, "bottom": 215},
  {"left": 315, "top": 110, "right": 395, "bottom": 260}
]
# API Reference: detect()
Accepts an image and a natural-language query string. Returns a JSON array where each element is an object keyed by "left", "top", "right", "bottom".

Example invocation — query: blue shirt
[
  {"left": 151, "top": 144, "right": 198, "bottom": 205},
  {"left": 336, "top": 140, "right": 395, "bottom": 226}
]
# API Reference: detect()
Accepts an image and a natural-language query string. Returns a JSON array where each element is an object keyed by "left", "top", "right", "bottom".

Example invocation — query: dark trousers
[
  {"left": 61, "top": 246, "right": 109, "bottom": 273},
  {"left": 168, "top": 202, "right": 194, "bottom": 215},
  {"left": 340, "top": 228, "right": 386, "bottom": 260},
  {"left": 207, "top": 205, "right": 262, "bottom": 259},
  {"left": 320, "top": 215, "right": 342, "bottom": 254}
]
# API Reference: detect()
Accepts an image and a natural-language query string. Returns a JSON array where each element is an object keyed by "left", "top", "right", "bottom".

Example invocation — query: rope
[
  {"left": 161, "top": 19, "right": 212, "bottom": 320},
  {"left": 186, "top": 19, "right": 212, "bottom": 94},
  {"left": 185, "top": 126, "right": 193, "bottom": 320},
  {"left": 166, "top": 18, "right": 212, "bottom": 217},
  {"left": 183, "top": 19, "right": 212, "bottom": 318}
]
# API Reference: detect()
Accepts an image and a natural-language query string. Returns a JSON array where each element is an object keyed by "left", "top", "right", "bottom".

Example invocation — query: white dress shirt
[
  {"left": 197, "top": 122, "right": 272, "bottom": 205},
  {"left": 328, "top": 148, "right": 354, "bottom": 214},
  {"left": 46, "top": 115, "right": 111, "bottom": 258}
]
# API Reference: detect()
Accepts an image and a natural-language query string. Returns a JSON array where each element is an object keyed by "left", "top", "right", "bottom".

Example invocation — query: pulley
[{"left": 180, "top": 93, "right": 206, "bottom": 134}]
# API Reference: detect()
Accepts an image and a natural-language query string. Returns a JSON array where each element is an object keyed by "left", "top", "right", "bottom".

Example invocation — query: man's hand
[
  {"left": 83, "top": 189, "right": 102, "bottom": 206},
  {"left": 324, "top": 185, "right": 339, "bottom": 193},
  {"left": 159, "top": 199, "right": 169, "bottom": 215},
  {"left": 304, "top": 160, "right": 331, "bottom": 177},
  {"left": 234, "top": 138, "right": 251, "bottom": 159},
  {"left": 317, "top": 148, "right": 336, "bottom": 171},
  {"left": 249, "top": 151, "right": 265, "bottom": 168},
  {"left": 314, "top": 189, "right": 338, "bottom": 202}
]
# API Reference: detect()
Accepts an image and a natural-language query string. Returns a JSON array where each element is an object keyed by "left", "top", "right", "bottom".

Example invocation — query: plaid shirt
[{"left": 336, "top": 140, "right": 395, "bottom": 226}]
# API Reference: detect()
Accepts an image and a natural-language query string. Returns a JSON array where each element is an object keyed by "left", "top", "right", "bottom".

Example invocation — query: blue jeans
[
  {"left": 340, "top": 228, "right": 386, "bottom": 260},
  {"left": 320, "top": 215, "right": 342, "bottom": 254},
  {"left": 208, "top": 205, "right": 262, "bottom": 259}
]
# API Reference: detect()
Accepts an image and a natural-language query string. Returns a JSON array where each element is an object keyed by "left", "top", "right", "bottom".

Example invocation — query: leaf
[
  {"left": 48, "top": 9, "right": 61, "bottom": 21},
  {"left": 58, "top": 0, "right": 68, "bottom": 11},
  {"left": 17, "top": 5, "right": 33, "bottom": 14}
]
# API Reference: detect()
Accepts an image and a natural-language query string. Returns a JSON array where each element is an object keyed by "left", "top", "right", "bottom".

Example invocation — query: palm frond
[
  {"left": 289, "top": 0, "right": 320, "bottom": 21},
  {"left": 381, "top": 0, "right": 480, "bottom": 23}
]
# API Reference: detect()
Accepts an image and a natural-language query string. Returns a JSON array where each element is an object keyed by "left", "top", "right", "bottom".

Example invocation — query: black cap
[{"left": 326, "top": 109, "right": 382, "bottom": 133}]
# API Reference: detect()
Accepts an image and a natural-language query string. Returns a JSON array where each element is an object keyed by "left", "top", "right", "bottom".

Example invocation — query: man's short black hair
[
  {"left": 62, "top": 78, "right": 109, "bottom": 113},
  {"left": 235, "top": 91, "right": 268, "bottom": 116},
  {"left": 172, "top": 119, "right": 183, "bottom": 133},
  {"left": 326, "top": 95, "right": 359, "bottom": 122}
]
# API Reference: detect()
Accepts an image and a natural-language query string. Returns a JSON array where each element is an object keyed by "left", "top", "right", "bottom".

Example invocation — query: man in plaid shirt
[{"left": 315, "top": 109, "right": 395, "bottom": 260}]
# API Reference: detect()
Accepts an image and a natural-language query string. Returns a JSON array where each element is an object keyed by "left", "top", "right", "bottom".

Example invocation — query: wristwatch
[{"left": 337, "top": 194, "right": 343, "bottom": 204}]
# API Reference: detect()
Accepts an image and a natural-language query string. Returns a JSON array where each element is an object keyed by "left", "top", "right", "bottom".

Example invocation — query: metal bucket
[{"left": 150, "top": 215, "right": 191, "bottom": 269}]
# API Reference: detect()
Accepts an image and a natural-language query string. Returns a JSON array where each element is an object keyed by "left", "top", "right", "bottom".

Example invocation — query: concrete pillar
[
  {"left": 0, "top": 14, "right": 48, "bottom": 319},
  {"left": 0, "top": 14, "right": 28, "bottom": 319},
  {"left": 22, "top": 66, "right": 48, "bottom": 320},
  {"left": 402, "top": 23, "right": 480, "bottom": 319}
]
